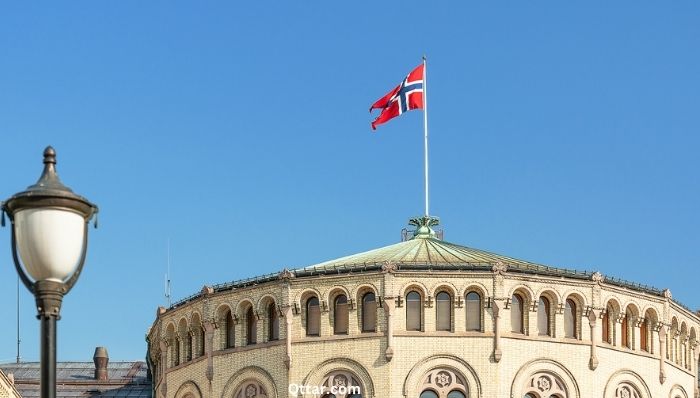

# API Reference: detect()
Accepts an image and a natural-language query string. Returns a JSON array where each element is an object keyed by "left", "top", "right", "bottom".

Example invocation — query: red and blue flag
[{"left": 369, "top": 64, "right": 424, "bottom": 130}]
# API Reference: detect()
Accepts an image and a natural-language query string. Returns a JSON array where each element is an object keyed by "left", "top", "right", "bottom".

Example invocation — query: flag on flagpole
[{"left": 369, "top": 64, "right": 424, "bottom": 130}]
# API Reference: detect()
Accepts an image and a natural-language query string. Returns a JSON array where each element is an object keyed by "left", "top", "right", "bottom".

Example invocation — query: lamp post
[{"left": 1, "top": 146, "right": 98, "bottom": 398}]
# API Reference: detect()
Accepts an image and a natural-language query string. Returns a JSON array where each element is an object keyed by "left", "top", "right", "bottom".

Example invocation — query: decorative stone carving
[
  {"left": 663, "top": 289, "right": 672, "bottom": 299},
  {"left": 321, "top": 371, "right": 362, "bottom": 398},
  {"left": 200, "top": 285, "right": 214, "bottom": 295},
  {"left": 491, "top": 261, "right": 508, "bottom": 275},
  {"left": 233, "top": 381, "right": 268, "bottom": 398},
  {"left": 591, "top": 272, "right": 605, "bottom": 284},
  {"left": 381, "top": 260, "right": 398, "bottom": 273},
  {"left": 615, "top": 382, "right": 641, "bottom": 398},
  {"left": 420, "top": 369, "right": 467, "bottom": 398},
  {"left": 277, "top": 268, "right": 295, "bottom": 281},
  {"left": 523, "top": 372, "right": 566, "bottom": 398}
]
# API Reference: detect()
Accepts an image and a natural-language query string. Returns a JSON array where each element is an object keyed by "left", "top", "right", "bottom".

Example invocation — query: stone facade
[
  {"left": 147, "top": 232, "right": 699, "bottom": 398},
  {"left": 0, "top": 369, "right": 20, "bottom": 398}
]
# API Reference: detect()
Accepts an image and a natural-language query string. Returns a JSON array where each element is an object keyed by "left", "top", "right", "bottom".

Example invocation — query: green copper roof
[{"left": 296, "top": 236, "right": 582, "bottom": 276}]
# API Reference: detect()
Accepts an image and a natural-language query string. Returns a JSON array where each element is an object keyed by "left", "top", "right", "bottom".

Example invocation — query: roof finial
[{"left": 408, "top": 215, "right": 440, "bottom": 239}]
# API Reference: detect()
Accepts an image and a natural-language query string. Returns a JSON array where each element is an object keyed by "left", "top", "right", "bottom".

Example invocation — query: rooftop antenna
[
  {"left": 16, "top": 275, "right": 21, "bottom": 363},
  {"left": 165, "top": 238, "right": 172, "bottom": 307}
]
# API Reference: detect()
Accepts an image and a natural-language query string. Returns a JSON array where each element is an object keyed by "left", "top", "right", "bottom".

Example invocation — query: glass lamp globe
[{"left": 2, "top": 146, "right": 98, "bottom": 289}]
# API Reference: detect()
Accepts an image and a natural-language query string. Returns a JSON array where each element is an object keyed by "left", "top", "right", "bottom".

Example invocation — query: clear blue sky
[{"left": 1, "top": 2, "right": 698, "bottom": 362}]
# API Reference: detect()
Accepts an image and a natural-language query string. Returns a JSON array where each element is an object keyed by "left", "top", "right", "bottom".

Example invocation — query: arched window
[
  {"left": 621, "top": 312, "right": 629, "bottom": 349},
  {"left": 564, "top": 299, "right": 577, "bottom": 338},
  {"left": 511, "top": 293, "right": 524, "bottom": 334},
  {"left": 465, "top": 292, "right": 481, "bottom": 331},
  {"left": 602, "top": 307, "right": 611, "bottom": 344},
  {"left": 185, "top": 332, "right": 193, "bottom": 361},
  {"left": 362, "top": 292, "right": 377, "bottom": 332},
  {"left": 233, "top": 381, "right": 269, "bottom": 398},
  {"left": 436, "top": 291, "right": 452, "bottom": 331},
  {"left": 225, "top": 310, "right": 235, "bottom": 348},
  {"left": 419, "top": 369, "right": 468, "bottom": 398},
  {"left": 174, "top": 336, "right": 180, "bottom": 366},
  {"left": 406, "top": 291, "right": 422, "bottom": 331},
  {"left": 306, "top": 297, "right": 320, "bottom": 336},
  {"left": 246, "top": 307, "right": 257, "bottom": 345},
  {"left": 334, "top": 295, "right": 349, "bottom": 335},
  {"left": 321, "top": 371, "right": 363, "bottom": 398},
  {"left": 537, "top": 297, "right": 551, "bottom": 336},
  {"left": 522, "top": 372, "right": 567, "bottom": 398},
  {"left": 640, "top": 317, "right": 649, "bottom": 352},
  {"left": 268, "top": 302, "right": 279, "bottom": 341}
]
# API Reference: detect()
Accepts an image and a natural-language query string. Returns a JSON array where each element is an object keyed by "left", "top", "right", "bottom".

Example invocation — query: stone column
[
  {"left": 204, "top": 320, "right": 215, "bottom": 382},
  {"left": 383, "top": 296, "right": 395, "bottom": 361},
  {"left": 588, "top": 309, "right": 599, "bottom": 370},
  {"left": 632, "top": 316, "right": 641, "bottom": 351},
  {"left": 284, "top": 305, "right": 293, "bottom": 369},
  {"left": 659, "top": 324, "right": 667, "bottom": 384},
  {"left": 492, "top": 300, "right": 502, "bottom": 362},
  {"left": 158, "top": 339, "right": 168, "bottom": 398},
  {"left": 693, "top": 346, "right": 699, "bottom": 398}
]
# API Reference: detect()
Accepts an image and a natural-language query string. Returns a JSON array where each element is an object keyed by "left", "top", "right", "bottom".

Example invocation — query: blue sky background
[{"left": 1, "top": 2, "right": 698, "bottom": 361}]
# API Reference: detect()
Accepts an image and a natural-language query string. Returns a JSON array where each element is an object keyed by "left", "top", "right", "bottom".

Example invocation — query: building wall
[
  {"left": 148, "top": 269, "right": 699, "bottom": 398},
  {"left": 0, "top": 370, "right": 21, "bottom": 398}
]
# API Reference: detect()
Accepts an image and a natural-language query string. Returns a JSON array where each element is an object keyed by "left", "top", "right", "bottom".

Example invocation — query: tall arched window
[
  {"left": 537, "top": 297, "right": 551, "bottom": 336},
  {"left": 362, "top": 292, "right": 377, "bottom": 332},
  {"left": 640, "top": 318, "right": 649, "bottom": 352},
  {"left": 602, "top": 307, "right": 611, "bottom": 344},
  {"left": 420, "top": 391, "right": 439, "bottom": 398},
  {"left": 268, "top": 302, "right": 279, "bottom": 341},
  {"left": 406, "top": 291, "right": 422, "bottom": 331},
  {"left": 225, "top": 310, "right": 235, "bottom": 348},
  {"left": 334, "top": 294, "right": 349, "bottom": 334},
  {"left": 185, "top": 332, "right": 193, "bottom": 361},
  {"left": 564, "top": 299, "right": 577, "bottom": 338},
  {"left": 511, "top": 293, "right": 524, "bottom": 334},
  {"left": 436, "top": 291, "right": 452, "bottom": 331},
  {"left": 306, "top": 297, "right": 320, "bottom": 336},
  {"left": 621, "top": 312, "right": 629, "bottom": 348},
  {"left": 246, "top": 307, "right": 257, "bottom": 345},
  {"left": 465, "top": 292, "right": 481, "bottom": 331}
]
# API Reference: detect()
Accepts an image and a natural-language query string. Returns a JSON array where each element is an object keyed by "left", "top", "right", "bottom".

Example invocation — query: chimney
[{"left": 93, "top": 347, "right": 109, "bottom": 381}]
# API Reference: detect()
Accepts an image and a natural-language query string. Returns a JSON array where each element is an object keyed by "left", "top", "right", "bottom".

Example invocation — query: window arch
[
  {"left": 418, "top": 369, "right": 468, "bottom": 398},
  {"left": 321, "top": 370, "right": 363, "bottom": 398},
  {"left": 564, "top": 299, "right": 577, "bottom": 339},
  {"left": 602, "top": 303, "right": 617, "bottom": 345},
  {"left": 465, "top": 291, "right": 481, "bottom": 331},
  {"left": 362, "top": 292, "right": 377, "bottom": 332},
  {"left": 268, "top": 302, "right": 279, "bottom": 341},
  {"left": 225, "top": 309, "right": 235, "bottom": 348},
  {"left": 233, "top": 380, "right": 269, "bottom": 398},
  {"left": 436, "top": 291, "right": 452, "bottom": 331},
  {"left": 246, "top": 307, "right": 257, "bottom": 345},
  {"left": 614, "top": 382, "right": 640, "bottom": 398},
  {"left": 406, "top": 291, "right": 422, "bottom": 331},
  {"left": 334, "top": 294, "right": 349, "bottom": 335},
  {"left": 511, "top": 293, "right": 525, "bottom": 334},
  {"left": 537, "top": 297, "right": 551, "bottom": 336},
  {"left": 306, "top": 296, "right": 321, "bottom": 336},
  {"left": 522, "top": 371, "right": 568, "bottom": 398},
  {"left": 191, "top": 314, "right": 204, "bottom": 358}
]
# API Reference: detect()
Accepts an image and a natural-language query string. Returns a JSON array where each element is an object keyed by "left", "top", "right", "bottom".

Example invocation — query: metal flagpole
[{"left": 422, "top": 56, "right": 430, "bottom": 217}]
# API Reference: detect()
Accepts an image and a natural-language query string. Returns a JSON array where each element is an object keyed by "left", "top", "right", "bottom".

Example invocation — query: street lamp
[{"left": 1, "top": 146, "right": 98, "bottom": 398}]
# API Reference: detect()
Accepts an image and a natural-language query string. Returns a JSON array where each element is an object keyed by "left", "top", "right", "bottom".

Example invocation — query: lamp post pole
[{"left": 2, "top": 146, "right": 98, "bottom": 398}]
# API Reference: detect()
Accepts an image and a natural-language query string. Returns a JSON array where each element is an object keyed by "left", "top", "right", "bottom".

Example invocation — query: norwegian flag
[{"left": 369, "top": 64, "right": 424, "bottom": 130}]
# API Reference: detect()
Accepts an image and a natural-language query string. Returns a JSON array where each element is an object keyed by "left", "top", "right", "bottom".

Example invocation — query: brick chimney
[{"left": 93, "top": 347, "right": 109, "bottom": 381}]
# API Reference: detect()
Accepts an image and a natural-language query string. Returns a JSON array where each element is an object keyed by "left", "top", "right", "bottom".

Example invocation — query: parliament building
[{"left": 147, "top": 216, "right": 699, "bottom": 398}]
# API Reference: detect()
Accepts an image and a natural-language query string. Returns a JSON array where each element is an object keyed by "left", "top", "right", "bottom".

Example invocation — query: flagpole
[{"left": 422, "top": 55, "right": 430, "bottom": 217}]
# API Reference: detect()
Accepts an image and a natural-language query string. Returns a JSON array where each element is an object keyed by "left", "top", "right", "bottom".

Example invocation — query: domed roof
[{"left": 296, "top": 233, "right": 586, "bottom": 278}]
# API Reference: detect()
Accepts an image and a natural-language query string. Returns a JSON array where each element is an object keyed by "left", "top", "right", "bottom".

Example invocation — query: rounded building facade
[{"left": 147, "top": 218, "right": 699, "bottom": 398}]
